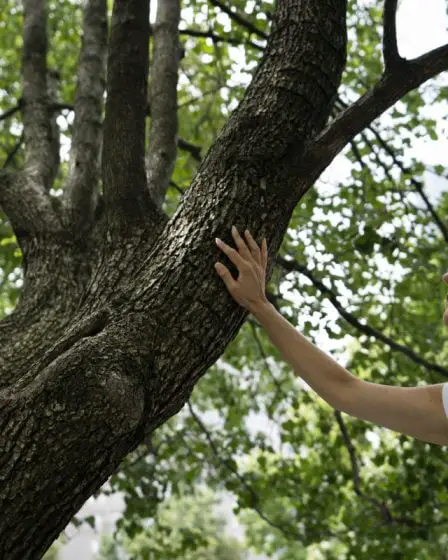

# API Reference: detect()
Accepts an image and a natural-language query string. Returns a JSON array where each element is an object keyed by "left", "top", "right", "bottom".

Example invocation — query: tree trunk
[{"left": 0, "top": 0, "right": 378, "bottom": 557}]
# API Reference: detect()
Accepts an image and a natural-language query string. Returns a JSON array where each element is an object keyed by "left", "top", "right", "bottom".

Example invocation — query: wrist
[{"left": 250, "top": 299, "right": 275, "bottom": 321}]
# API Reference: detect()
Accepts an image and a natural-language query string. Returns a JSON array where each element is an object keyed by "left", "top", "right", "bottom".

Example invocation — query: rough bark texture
[
  {"left": 146, "top": 0, "right": 181, "bottom": 208},
  {"left": 22, "top": 0, "right": 55, "bottom": 187},
  {"left": 63, "top": 0, "right": 108, "bottom": 232},
  {"left": 101, "top": 0, "right": 165, "bottom": 235},
  {"left": 1, "top": 0, "right": 447, "bottom": 556}
]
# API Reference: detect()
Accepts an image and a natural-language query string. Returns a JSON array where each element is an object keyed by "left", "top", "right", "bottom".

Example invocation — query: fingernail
[
  {"left": 215, "top": 237, "right": 222, "bottom": 245},
  {"left": 232, "top": 225, "right": 238, "bottom": 234}
]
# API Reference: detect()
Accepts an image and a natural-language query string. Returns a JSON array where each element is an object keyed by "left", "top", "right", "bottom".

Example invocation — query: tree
[
  {"left": 96, "top": 489, "right": 250, "bottom": 559},
  {"left": 0, "top": 0, "right": 447, "bottom": 558}
]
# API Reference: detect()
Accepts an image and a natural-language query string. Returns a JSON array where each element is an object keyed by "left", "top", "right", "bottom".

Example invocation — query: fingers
[
  {"left": 261, "top": 238, "right": 267, "bottom": 271},
  {"left": 214, "top": 262, "right": 237, "bottom": 292},
  {"left": 242, "top": 229, "right": 268, "bottom": 272},
  {"left": 215, "top": 236, "right": 247, "bottom": 270},
  {"left": 244, "top": 229, "right": 261, "bottom": 263},
  {"left": 231, "top": 226, "right": 253, "bottom": 262},
  {"left": 216, "top": 227, "right": 267, "bottom": 273}
]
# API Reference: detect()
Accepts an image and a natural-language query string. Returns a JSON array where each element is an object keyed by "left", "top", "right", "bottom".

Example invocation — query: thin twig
[
  {"left": 169, "top": 180, "right": 186, "bottom": 196},
  {"left": 2, "top": 134, "right": 24, "bottom": 169},
  {"left": 0, "top": 105, "right": 20, "bottom": 122},
  {"left": 334, "top": 410, "right": 393, "bottom": 523},
  {"left": 368, "top": 125, "right": 448, "bottom": 243},
  {"left": 177, "top": 138, "right": 202, "bottom": 161},
  {"left": 209, "top": 0, "right": 268, "bottom": 39},
  {"left": 179, "top": 27, "right": 263, "bottom": 50}
]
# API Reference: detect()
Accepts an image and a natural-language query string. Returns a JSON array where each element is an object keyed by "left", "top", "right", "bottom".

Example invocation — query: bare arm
[
  {"left": 252, "top": 301, "right": 448, "bottom": 447},
  {"left": 215, "top": 227, "right": 448, "bottom": 447}
]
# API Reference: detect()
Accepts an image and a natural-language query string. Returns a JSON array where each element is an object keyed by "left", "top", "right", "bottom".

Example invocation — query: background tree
[
  {"left": 96, "top": 488, "right": 251, "bottom": 559},
  {"left": 0, "top": 0, "right": 448, "bottom": 558}
]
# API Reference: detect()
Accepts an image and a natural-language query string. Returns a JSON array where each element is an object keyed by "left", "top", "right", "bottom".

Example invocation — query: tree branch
[
  {"left": 46, "top": 98, "right": 201, "bottom": 168},
  {"left": 146, "top": 0, "right": 181, "bottom": 208},
  {"left": 2, "top": 134, "right": 24, "bottom": 169},
  {"left": 335, "top": 95, "right": 448, "bottom": 242},
  {"left": 303, "top": 42, "right": 448, "bottom": 181},
  {"left": 22, "top": 0, "right": 54, "bottom": 188},
  {"left": 102, "top": 0, "right": 165, "bottom": 232},
  {"left": 64, "top": 0, "right": 108, "bottom": 231},
  {"left": 248, "top": 319, "right": 288, "bottom": 402},
  {"left": 0, "top": 105, "right": 21, "bottom": 122},
  {"left": 209, "top": 0, "right": 268, "bottom": 40},
  {"left": 366, "top": 123, "right": 448, "bottom": 243},
  {"left": 179, "top": 28, "right": 264, "bottom": 51},
  {"left": 335, "top": 411, "right": 448, "bottom": 528},
  {"left": 334, "top": 410, "right": 394, "bottom": 523},
  {"left": 168, "top": 179, "right": 185, "bottom": 196},
  {"left": 0, "top": 170, "right": 58, "bottom": 237},
  {"left": 275, "top": 256, "right": 448, "bottom": 379},
  {"left": 382, "top": 0, "right": 402, "bottom": 70},
  {"left": 177, "top": 138, "right": 202, "bottom": 162}
]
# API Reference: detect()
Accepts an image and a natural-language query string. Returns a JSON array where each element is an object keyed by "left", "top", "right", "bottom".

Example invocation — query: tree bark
[
  {"left": 146, "top": 0, "right": 181, "bottom": 208},
  {"left": 22, "top": 0, "right": 55, "bottom": 188},
  {"left": 1, "top": 0, "right": 446, "bottom": 556},
  {"left": 63, "top": 0, "right": 108, "bottom": 233},
  {"left": 0, "top": 0, "right": 347, "bottom": 554}
]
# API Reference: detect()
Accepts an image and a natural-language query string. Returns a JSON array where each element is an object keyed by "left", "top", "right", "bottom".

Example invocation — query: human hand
[{"left": 214, "top": 226, "right": 269, "bottom": 314}]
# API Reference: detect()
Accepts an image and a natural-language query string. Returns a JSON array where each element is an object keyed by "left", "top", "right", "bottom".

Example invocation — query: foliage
[
  {"left": 96, "top": 489, "right": 250, "bottom": 560},
  {"left": 1, "top": 0, "right": 448, "bottom": 558}
]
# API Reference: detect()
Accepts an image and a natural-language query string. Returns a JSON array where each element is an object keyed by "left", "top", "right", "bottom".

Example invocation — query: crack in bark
[{"left": 209, "top": 0, "right": 269, "bottom": 40}]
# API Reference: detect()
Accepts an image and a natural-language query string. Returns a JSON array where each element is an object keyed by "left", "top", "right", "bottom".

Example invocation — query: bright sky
[
  {"left": 398, "top": 0, "right": 448, "bottom": 57},
  {"left": 398, "top": 0, "right": 448, "bottom": 177}
]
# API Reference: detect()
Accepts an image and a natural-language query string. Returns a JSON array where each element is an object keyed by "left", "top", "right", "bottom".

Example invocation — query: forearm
[
  {"left": 252, "top": 302, "right": 356, "bottom": 410},
  {"left": 251, "top": 302, "right": 448, "bottom": 445}
]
